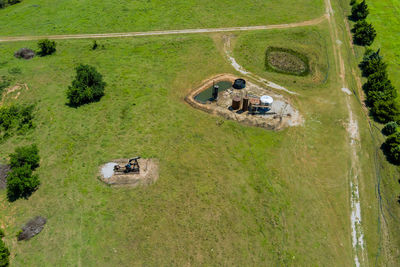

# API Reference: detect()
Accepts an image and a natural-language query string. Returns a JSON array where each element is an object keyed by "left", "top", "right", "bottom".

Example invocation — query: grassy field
[
  {"left": 0, "top": 24, "right": 359, "bottom": 265},
  {"left": 368, "top": 0, "right": 400, "bottom": 90},
  {"left": 335, "top": 0, "right": 400, "bottom": 264},
  {"left": 0, "top": 0, "right": 325, "bottom": 36}
]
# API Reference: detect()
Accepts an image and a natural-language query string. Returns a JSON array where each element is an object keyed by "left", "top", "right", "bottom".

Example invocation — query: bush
[
  {"left": 66, "top": 64, "right": 106, "bottom": 107},
  {"left": 0, "top": 238, "right": 10, "bottom": 267},
  {"left": 350, "top": 0, "right": 369, "bottom": 21},
  {"left": 6, "top": 164, "right": 40, "bottom": 201},
  {"left": 0, "top": 104, "right": 35, "bottom": 140},
  {"left": 359, "top": 49, "right": 387, "bottom": 77},
  {"left": 370, "top": 99, "right": 400, "bottom": 123},
  {"left": 382, "top": 132, "right": 400, "bottom": 164},
  {"left": 9, "top": 144, "right": 40, "bottom": 170},
  {"left": 352, "top": 20, "right": 376, "bottom": 46},
  {"left": 37, "top": 39, "right": 56, "bottom": 56},
  {"left": 92, "top": 40, "right": 98, "bottom": 50},
  {"left": 382, "top": 122, "right": 398, "bottom": 136}
]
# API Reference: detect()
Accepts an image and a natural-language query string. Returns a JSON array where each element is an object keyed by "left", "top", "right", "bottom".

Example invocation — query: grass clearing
[
  {"left": 0, "top": 0, "right": 325, "bottom": 36},
  {"left": 368, "top": 0, "right": 400, "bottom": 91},
  {"left": 0, "top": 28, "right": 357, "bottom": 265}
]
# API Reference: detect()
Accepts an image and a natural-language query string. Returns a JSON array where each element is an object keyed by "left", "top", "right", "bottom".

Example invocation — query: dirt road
[
  {"left": 0, "top": 15, "right": 327, "bottom": 43},
  {"left": 324, "top": 0, "right": 368, "bottom": 266}
]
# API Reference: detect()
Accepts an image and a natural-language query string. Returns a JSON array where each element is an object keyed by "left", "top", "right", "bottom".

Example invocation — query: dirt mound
[
  {"left": 0, "top": 164, "right": 10, "bottom": 190},
  {"left": 99, "top": 158, "right": 159, "bottom": 187},
  {"left": 18, "top": 216, "right": 47, "bottom": 241},
  {"left": 266, "top": 47, "right": 309, "bottom": 76},
  {"left": 14, "top": 48, "right": 35, "bottom": 60}
]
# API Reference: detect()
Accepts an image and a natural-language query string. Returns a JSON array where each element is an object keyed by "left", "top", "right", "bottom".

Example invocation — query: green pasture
[
  {"left": 0, "top": 27, "right": 357, "bottom": 265},
  {"left": 0, "top": 0, "right": 324, "bottom": 36}
]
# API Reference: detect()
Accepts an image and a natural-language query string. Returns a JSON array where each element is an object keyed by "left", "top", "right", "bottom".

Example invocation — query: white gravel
[{"left": 101, "top": 162, "right": 118, "bottom": 179}]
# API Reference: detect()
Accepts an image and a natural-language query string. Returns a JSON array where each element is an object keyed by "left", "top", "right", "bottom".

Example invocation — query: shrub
[
  {"left": 350, "top": 0, "right": 356, "bottom": 5},
  {"left": 9, "top": 144, "right": 40, "bottom": 170},
  {"left": 66, "top": 64, "right": 106, "bottom": 107},
  {"left": 382, "top": 122, "right": 398, "bottom": 136},
  {"left": 382, "top": 132, "right": 400, "bottom": 164},
  {"left": 370, "top": 99, "right": 400, "bottom": 124},
  {"left": 352, "top": 20, "right": 376, "bottom": 46},
  {"left": 0, "top": 0, "right": 6, "bottom": 8},
  {"left": 37, "top": 39, "right": 56, "bottom": 56},
  {"left": 0, "top": 238, "right": 10, "bottom": 267},
  {"left": 6, "top": 164, "right": 40, "bottom": 201},
  {"left": 0, "top": 230, "right": 3, "bottom": 239},
  {"left": 359, "top": 49, "right": 387, "bottom": 77},
  {"left": 0, "top": 104, "right": 35, "bottom": 140},
  {"left": 351, "top": 0, "right": 369, "bottom": 21},
  {"left": 92, "top": 40, "right": 98, "bottom": 50}
]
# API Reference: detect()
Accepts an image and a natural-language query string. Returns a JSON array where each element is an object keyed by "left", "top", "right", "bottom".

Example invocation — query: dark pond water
[{"left": 194, "top": 81, "right": 232, "bottom": 104}]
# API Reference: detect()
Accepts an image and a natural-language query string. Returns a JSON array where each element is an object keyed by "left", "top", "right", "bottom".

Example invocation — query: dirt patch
[
  {"left": 0, "top": 83, "right": 28, "bottom": 105},
  {"left": 0, "top": 164, "right": 10, "bottom": 190},
  {"left": 17, "top": 216, "right": 47, "bottom": 241},
  {"left": 185, "top": 74, "right": 303, "bottom": 130},
  {"left": 266, "top": 47, "right": 309, "bottom": 76},
  {"left": 99, "top": 158, "right": 159, "bottom": 187}
]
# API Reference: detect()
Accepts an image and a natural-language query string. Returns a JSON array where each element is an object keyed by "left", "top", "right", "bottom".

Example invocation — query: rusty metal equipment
[
  {"left": 242, "top": 96, "right": 249, "bottom": 111},
  {"left": 232, "top": 96, "right": 241, "bottom": 110},
  {"left": 114, "top": 157, "right": 141, "bottom": 173}
]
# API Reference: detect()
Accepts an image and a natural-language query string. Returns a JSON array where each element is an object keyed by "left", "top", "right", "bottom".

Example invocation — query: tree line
[{"left": 350, "top": 1, "right": 400, "bottom": 164}]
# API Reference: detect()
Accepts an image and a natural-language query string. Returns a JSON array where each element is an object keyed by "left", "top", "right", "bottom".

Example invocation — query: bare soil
[
  {"left": 185, "top": 74, "right": 303, "bottom": 130},
  {"left": 0, "top": 164, "right": 10, "bottom": 190},
  {"left": 99, "top": 158, "right": 159, "bottom": 187}
]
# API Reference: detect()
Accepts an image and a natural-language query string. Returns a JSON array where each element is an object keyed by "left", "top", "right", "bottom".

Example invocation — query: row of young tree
[{"left": 350, "top": 1, "right": 400, "bottom": 164}]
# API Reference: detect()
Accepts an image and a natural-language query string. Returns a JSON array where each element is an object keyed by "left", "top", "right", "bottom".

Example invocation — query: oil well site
[{"left": 1, "top": 0, "right": 400, "bottom": 266}]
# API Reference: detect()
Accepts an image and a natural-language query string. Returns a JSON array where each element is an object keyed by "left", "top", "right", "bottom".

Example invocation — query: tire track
[{"left": 0, "top": 15, "right": 328, "bottom": 43}]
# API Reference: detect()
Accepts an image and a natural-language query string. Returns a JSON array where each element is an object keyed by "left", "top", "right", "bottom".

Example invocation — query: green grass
[
  {"left": 0, "top": 0, "right": 325, "bottom": 36},
  {"left": 0, "top": 29, "right": 358, "bottom": 265},
  {"left": 368, "top": 0, "right": 400, "bottom": 91}
]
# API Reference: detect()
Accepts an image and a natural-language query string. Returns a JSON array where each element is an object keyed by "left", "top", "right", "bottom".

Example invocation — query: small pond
[{"left": 194, "top": 81, "right": 232, "bottom": 104}]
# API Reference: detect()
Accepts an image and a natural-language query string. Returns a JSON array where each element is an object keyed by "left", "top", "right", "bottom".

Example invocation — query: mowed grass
[
  {"left": 0, "top": 0, "right": 324, "bottom": 36},
  {"left": 367, "top": 0, "right": 400, "bottom": 90},
  {"left": 0, "top": 31, "right": 354, "bottom": 266}
]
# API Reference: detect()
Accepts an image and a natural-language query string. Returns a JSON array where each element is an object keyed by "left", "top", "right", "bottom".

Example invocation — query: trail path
[
  {"left": 0, "top": 15, "right": 327, "bottom": 42},
  {"left": 222, "top": 35, "right": 299, "bottom": 95},
  {"left": 324, "top": 0, "right": 367, "bottom": 266}
]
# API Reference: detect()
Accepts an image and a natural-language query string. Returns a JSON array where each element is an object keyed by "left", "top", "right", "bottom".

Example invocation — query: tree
[
  {"left": 382, "top": 132, "right": 400, "bottom": 164},
  {"left": 9, "top": 144, "right": 40, "bottom": 170},
  {"left": 370, "top": 98, "right": 400, "bottom": 123},
  {"left": 351, "top": 0, "right": 369, "bottom": 21},
  {"left": 382, "top": 121, "right": 398, "bottom": 136},
  {"left": 0, "top": 238, "right": 9, "bottom": 267},
  {"left": 362, "top": 70, "right": 390, "bottom": 93},
  {"left": 37, "top": 39, "right": 56, "bottom": 56},
  {"left": 352, "top": 20, "right": 376, "bottom": 46},
  {"left": 359, "top": 49, "right": 387, "bottom": 77},
  {"left": 350, "top": 0, "right": 356, "bottom": 6},
  {"left": 66, "top": 64, "right": 106, "bottom": 107},
  {"left": 6, "top": 164, "right": 40, "bottom": 201}
]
